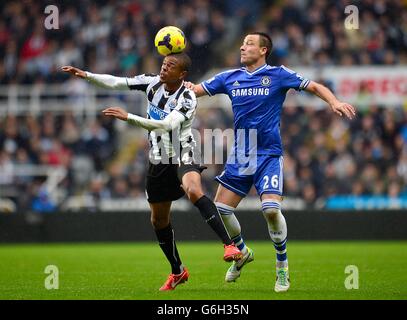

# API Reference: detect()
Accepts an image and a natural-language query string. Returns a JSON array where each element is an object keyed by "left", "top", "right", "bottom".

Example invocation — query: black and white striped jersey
[{"left": 127, "top": 74, "right": 197, "bottom": 164}]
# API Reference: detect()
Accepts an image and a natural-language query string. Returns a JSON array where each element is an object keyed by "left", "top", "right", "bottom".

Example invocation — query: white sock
[
  {"left": 262, "top": 200, "right": 288, "bottom": 268},
  {"left": 215, "top": 202, "right": 248, "bottom": 255}
]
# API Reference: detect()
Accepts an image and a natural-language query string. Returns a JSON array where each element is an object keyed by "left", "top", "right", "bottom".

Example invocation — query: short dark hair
[
  {"left": 248, "top": 32, "right": 273, "bottom": 58},
  {"left": 168, "top": 52, "right": 192, "bottom": 72}
]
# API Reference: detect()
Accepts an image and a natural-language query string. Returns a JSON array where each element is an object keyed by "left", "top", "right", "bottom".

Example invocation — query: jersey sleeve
[
  {"left": 279, "top": 66, "right": 310, "bottom": 91},
  {"left": 126, "top": 74, "right": 158, "bottom": 92},
  {"left": 201, "top": 72, "right": 228, "bottom": 96},
  {"left": 174, "top": 90, "right": 197, "bottom": 120}
]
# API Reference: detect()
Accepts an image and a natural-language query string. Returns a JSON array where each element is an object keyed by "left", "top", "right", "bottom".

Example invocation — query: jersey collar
[
  {"left": 164, "top": 80, "right": 184, "bottom": 98},
  {"left": 242, "top": 64, "right": 267, "bottom": 75}
]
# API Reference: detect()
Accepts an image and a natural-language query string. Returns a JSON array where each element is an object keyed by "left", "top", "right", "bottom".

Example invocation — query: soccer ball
[{"left": 154, "top": 26, "right": 186, "bottom": 56}]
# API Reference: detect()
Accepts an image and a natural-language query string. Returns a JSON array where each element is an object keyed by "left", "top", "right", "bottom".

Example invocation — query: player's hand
[
  {"left": 61, "top": 66, "right": 87, "bottom": 79},
  {"left": 331, "top": 102, "right": 356, "bottom": 120},
  {"left": 102, "top": 107, "right": 128, "bottom": 121},
  {"left": 184, "top": 81, "right": 196, "bottom": 91},
  {"left": 184, "top": 81, "right": 206, "bottom": 97}
]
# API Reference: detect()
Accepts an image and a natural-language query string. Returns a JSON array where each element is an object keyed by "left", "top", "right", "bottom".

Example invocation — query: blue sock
[
  {"left": 273, "top": 238, "right": 288, "bottom": 267},
  {"left": 231, "top": 234, "right": 247, "bottom": 253}
]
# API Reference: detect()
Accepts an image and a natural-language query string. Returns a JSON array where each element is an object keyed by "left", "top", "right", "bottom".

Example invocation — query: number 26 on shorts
[{"left": 263, "top": 175, "right": 279, "bottom": 190}]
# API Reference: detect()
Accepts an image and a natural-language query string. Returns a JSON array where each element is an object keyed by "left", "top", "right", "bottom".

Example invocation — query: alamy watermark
[
  {"left": 344, "top": 265, "right": 359, "bottom": 289},
  {"left": 344, "top": 5, "right": 359, "bottom": 30},
  {"left": 44, "top": 265, "right": 59, "bottom": 290},
  {"left": 148, "top": 128, "right": 259, "bottom": 175},
  {"left": 44, "top": 5, "right": 59, "bottom": 30}
]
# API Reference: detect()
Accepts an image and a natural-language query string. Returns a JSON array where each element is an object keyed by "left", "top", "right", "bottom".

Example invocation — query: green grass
[{"left": 0, "top": 241, "right": 406, "bottom": 300}]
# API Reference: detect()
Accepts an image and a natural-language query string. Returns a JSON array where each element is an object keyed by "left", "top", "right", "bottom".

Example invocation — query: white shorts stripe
[
  {"left": 215, "top": 176, "right": 247, "bottom": 197},
  {"left": 279, "top": 156, "right": 283, "bottom": 194}
]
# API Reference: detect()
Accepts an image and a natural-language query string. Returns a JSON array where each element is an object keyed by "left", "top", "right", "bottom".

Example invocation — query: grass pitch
[{"left": 0, "top": 241, "right": 406, "bottom": 300}]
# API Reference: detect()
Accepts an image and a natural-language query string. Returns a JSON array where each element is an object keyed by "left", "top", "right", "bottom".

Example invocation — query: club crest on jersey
[
  {"left": 169, "top": 99, "right": 177, "bottom": 109},
  {"left": 261, "top": 76, "right": 271, "bottom": 86}
]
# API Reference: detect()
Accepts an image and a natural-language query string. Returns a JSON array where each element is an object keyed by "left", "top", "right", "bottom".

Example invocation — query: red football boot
[
  {"left": 159, "top": 267, "right": 189, "bottom": 291},
  {"left": 223, "top": 244, "right": 243, "bottom": 262}
]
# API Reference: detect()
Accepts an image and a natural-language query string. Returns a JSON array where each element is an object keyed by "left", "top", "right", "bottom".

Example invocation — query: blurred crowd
[
  {"left": 0, "top": 113, "right": 119, "bottom": 211},
  {"left": 260, "top": 0, "right": 407, "bottom": 67},
  {"left": 280, "top": 105, "right": 407, "bottom": 208},
  {"left": 1, "top": 0, "right": 406, "bottom": 85},
  {"left": 1, "top": 0, "right": 407, "bottom": 212},
  {"left": 0, "top": 0, "right": 236, "bottom": 83}
]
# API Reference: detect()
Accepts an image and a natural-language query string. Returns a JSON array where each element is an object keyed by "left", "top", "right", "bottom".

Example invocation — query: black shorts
[{"left": 146, "top": 162, "right": 207, "bottom": 203}]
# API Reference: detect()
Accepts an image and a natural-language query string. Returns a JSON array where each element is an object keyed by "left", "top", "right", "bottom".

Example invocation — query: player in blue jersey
[{"left": 185, "top": 32, "right": 355, "bottom": 292}]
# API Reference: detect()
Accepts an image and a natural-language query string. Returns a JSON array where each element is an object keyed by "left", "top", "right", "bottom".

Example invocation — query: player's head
[
  {"left": 240, "top": 32, "right": 273, "bottom": 66},
  {"left": 159, "top": 52, "right": 191, "bottom": 83}
]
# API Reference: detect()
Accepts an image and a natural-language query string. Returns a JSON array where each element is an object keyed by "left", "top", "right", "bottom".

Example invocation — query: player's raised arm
[
  {"left": 102, "top": 106, "right": 185, "bottom": 132},
  {"left": 305, "top": 81, "right": 356, "bottom": 120},
  {"left": 184, "top": 82, "right": 207, "bottom": 97},
  {"left": 61, "top": 65, "right": 130, "bottom": 90}
]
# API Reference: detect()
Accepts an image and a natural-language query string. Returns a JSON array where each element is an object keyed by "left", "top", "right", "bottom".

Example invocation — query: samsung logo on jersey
[
  {"left": 148, "top": 103, "right": 169, "bottom": 120},
  {"left": 231, "top": 88, "right": 270, "bottom": 97}
]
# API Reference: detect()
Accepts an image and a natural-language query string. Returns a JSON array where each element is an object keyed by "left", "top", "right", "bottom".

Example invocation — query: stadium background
[{"left": 0, "top": 0, "right": 406, "bottom": 300}]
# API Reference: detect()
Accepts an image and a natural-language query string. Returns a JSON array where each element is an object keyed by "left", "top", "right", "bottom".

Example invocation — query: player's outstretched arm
[
  {"left": 184, "top": 82, "right": 207, "bottom": 97},
  {"left": 61, "top": 66, "right": 129, "bottom": 90},
  {"left": 102, "top": 107, "right": 184, "bottom": 132},
  {"left": 305, "top": 81, "right": 356, "bottom": 120}
]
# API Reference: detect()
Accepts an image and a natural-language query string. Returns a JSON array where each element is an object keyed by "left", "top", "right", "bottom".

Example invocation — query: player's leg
[
  {"left": 214, "top": 184, "right": 246, "bottom": 253},
  {"left": 261, "top": 193, "right": 289, "bottom": 292},
  {"left": 179, "top": 165, "right": 242, "bottom": 261},
  {"left": 261, "top": 194, "right": 287, "bottom": 268},
  {"left": 256, "top": 155, "right": 289, "bottom": 292},
  {"left": 214, "top": 177, "right": 254, "bottom": 282},
  {"left": 150, "top": 201, "right": 189, "bottom": 291},
  {"left": 182, "top": 170, "right": 233, "bottom": 245},
  {"left": 150, "top": 201, "right": 182, "bottom": 275},
  {"left": 146, "top": 162, "right": 188, "bottom": 291}
]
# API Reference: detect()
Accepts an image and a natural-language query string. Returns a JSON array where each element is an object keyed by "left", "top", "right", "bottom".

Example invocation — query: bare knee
[
  {"left": 261, "top": 198, "right": 282, "bottom": 223},
  {"left": 151, "top": 215, "right": 170, "bottom": 230},
  {"left": 149, "top": 202, "right": 171, "bottom": 230},
  {"left": 184, "top": 183, "right": 204, "bottom": 204},
  {"left": 214, "top": 185, "right": 242, "bottom": 208}
]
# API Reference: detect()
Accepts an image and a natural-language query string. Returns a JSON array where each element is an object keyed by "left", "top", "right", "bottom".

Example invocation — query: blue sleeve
[
  {"left": 201, "top": 72, "right": 227, "bottom": 96},
  {"left": 279, "top": 66, "right": 310, "bottom": 91}
]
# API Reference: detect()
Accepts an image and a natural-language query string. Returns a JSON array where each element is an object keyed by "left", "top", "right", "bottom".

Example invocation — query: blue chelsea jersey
[{"left": 201, "top": 64, "right": 310, "bottom": 156}]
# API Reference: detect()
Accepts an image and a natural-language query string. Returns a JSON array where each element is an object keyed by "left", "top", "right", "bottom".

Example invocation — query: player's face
[
  {"left": 240, "top": 35, "right": 264, "bottom": 66},
  {"left": 159, "top": 56, "right": 185, "bottom": 83}
]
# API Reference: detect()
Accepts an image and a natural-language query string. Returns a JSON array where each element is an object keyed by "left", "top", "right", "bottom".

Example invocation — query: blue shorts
[{"left": 215, "top": 155, "right": 284, "bottom": 197}]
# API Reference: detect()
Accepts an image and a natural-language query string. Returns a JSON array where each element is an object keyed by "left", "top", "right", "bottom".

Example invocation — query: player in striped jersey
[
  {"left": 186, "top": 32, "right": 356, "bottom": 292},
  {"left": 61, "top": 53, "right": 242, "bottom": 291}
]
